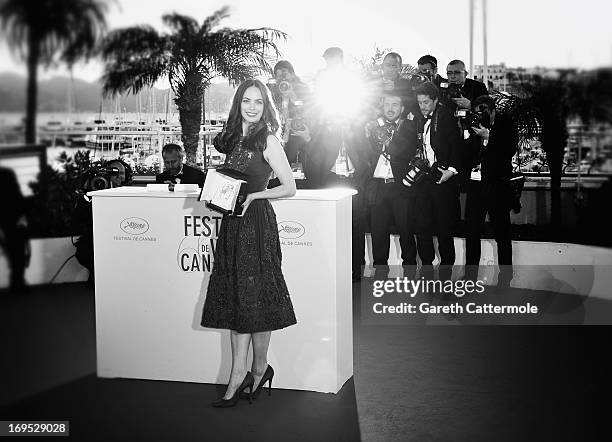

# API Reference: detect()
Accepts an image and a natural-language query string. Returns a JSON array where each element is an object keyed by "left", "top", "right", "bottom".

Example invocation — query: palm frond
[
  {"left": 197, "top": 27, "right": 286, "bottom": 83},
  {"left": 100, "top": 26, "right": 170, "bottom": 96},
  {"left": 162, "top": 12, "right": 199, "bottom": 37},
  {"left": 198, "top": 6, "right": 230, "bottom": 36},
  {"left": 0, "top": 0, "right": 109, "bottom": 66}
]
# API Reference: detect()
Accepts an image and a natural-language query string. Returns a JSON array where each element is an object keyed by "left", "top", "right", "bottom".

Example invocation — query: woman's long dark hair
[{"left": 214, "top": 79, "right": 281, "bottom": 154}]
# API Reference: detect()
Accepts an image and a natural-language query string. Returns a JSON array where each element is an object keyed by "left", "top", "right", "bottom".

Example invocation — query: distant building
[{"left": 473, "top": 63, "right": 508, "bottom": 91}]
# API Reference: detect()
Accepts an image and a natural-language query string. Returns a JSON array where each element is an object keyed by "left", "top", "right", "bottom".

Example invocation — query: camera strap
[{"left": 381, "top": 119, "right": 402, "bottom": 160}]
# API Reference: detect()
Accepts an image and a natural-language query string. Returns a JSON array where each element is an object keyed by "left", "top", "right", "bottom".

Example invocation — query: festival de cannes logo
[
  {"left": 120, "top": 217, "right": 150, "bottom": 235},
  {"left": 278, "top": 221, "right": 305, "bottom": 239}
]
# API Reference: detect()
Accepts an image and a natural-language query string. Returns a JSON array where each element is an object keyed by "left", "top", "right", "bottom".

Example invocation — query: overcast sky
[{"left": 1, "top": 0, "right": 611, "bottom": 84}]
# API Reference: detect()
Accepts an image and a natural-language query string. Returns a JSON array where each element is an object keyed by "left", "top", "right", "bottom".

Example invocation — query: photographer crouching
[
  {"left": 464, "top": 95, "right": 518, "bottom": 286},
  {"left": 74, "top": 159, "right": 133, "bottom": 285}
]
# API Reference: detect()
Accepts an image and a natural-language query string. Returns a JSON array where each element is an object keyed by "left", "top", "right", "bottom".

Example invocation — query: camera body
[
  {"left": 454, "top": 108, "right": 491, "bottom": 128},
  {"left": 407, "top": 72, "right": 432, "bottom": 90},
  {"left": 402, "top": 156, "right": 430, "bottom": 187},
  {"left": 278, "top": 80, "right": 293, "bottom": 95},
  {"left": 289, "top": 100, "right": 306, "bottom": 133},
  {"left": 402, "top": 156, "right": 446, "bottom": 187},
  {"left": 439, "top": 82, "right": 462, "bottom": 101}
]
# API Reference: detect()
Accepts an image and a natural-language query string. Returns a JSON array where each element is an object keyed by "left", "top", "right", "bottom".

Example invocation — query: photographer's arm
[{"left": 436, "top": 112, "right": 463, "bottom": 184}]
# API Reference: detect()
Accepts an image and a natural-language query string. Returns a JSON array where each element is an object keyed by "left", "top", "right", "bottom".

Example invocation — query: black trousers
[
  {"left": 465, "top": 180, "right": 513, "bottom": 266},
  {"left": 414, "top": 180, "right": 458, "bottom": 266},
  {"left": 322, "top": 173, "right": 366, "bottom": 277},
  {"left": 368, "top": 180, "right": 417, "bottom": 266}
]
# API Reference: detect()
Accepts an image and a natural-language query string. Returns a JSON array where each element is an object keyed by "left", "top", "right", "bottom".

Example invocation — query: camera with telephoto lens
[
  {"left": 289, "top": 100, "right": 306, "bottom": 132},
  {"left": 455, "top": 108, "right": 491, "bottom": 128},
  {"left": 407, "top": 72, "right": 432, "bottom": 90},
  {"left": 402, "top": 152, "right": 446, "bottom": 187},
  {"left": 369, "top": 117, "right": 390, "bottom": 145},
  {"left": 278, "top": 80, "right": 293, "bottom": 95},
  {"left": 402, "top": 156, "right": 430, "bottom": 187},
  {"left": 80, "top": 161, "right": 131, "bottom": 192}
]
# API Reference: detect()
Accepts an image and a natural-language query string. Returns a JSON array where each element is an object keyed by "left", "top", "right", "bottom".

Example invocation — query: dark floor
[{"left": 1, "top": 282, "right": 611, "bottom": 441}]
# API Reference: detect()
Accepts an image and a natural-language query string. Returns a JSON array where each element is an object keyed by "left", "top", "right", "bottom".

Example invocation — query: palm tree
[
  {"left": 100, "top": 7, "right": 285, "bottom": 166},
  {"left": 0, "top": 0, "right": 109, "bottom": 143}
]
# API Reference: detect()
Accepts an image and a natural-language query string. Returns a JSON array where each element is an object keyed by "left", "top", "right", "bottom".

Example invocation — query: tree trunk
[
  {"left": 175, "top": 72, "right": 203, "bottom": 167},
  {"left": 25, "top": 30, "right": 39, "bottom": 144}
]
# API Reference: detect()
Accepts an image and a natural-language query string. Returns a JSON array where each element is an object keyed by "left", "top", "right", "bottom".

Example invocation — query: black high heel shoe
[
  {"left": 241, "top": 365, "right": 274, "bottom": 400},
  {"left": 212, "top": 372, "right": 254, "bottom": 408}
]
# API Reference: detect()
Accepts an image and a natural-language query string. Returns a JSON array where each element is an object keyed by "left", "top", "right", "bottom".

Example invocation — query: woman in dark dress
[{"left": 201, "top": 79, "right": 297, "bottom": 408}]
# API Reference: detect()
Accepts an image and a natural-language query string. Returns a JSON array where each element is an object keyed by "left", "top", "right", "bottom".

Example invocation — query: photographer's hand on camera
[
  {"left": 292, "top": 123, "right": 311, "bottom": 143},
  {"left": 471, "top": 124, "right": 490, "bottom": 142},
  {"left": 452, "top": 96, "right": 471, "bottom": 109}
]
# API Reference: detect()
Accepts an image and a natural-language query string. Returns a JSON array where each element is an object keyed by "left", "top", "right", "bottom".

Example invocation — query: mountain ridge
[{"left": 0, "top": 73, "right": 235, "bottom": 115}]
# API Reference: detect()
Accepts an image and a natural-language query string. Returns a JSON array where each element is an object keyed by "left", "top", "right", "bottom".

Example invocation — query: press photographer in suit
[
  {"left": 365, "top": 92, "right": 419, "bottom": 269},
  {"left": 464, "top": 95, "right": 518, "bottom": 285},
  {"left": 309, "top": 46, "right": 370, "bottom": 280},
  {"left": 375, "top": 52, "right": 417, "bottom": 117},
  {"left": 444, "top": 59, "right": 488, "bottom": 111},
  {"left": 417, "top": 54, "right": 447, "bottom": 88},
  {"left": 156, "top": 143, "right": 205, "bottom": 186},
  {"left": 269, "top": 60, "right": 312, "bottom": 169},
  {"left": 409, "top": 82, "right": 462, "bottom": 269}
]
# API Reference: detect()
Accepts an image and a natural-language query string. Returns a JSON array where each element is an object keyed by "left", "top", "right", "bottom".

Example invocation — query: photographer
[
  {"left": 407, "top": 82, "right": 462, "bottom": 269},
  {"left": 74, "top": 159, "right": 133, "bottom": 285},
  {"left": 156, "top": 143, "right": 205, "bottom": 186},
  {"left": 464, "top": 95, "right": 518, "bottom": 284},
  {"left": 417, "top": 54, "right": 447, "bottom": 88},
  {"left": 365, "top": 92, "right": 419, "bottom": 269},
  {"left": 268, "top": 60, "right": 312, "bottom": 175},
  {"left": 375, "top": 52, "right": 417, "bottom": 117},
  {"left": 309, "top": 46, "right": 370, "bottom": 281},
  {"left": 443, "top": 59, "right": 488, "bottom": 111}
]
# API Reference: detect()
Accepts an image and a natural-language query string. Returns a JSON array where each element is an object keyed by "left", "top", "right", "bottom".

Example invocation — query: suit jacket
[
  {"left": 308, "top": 122, "right": 370, "bottom": 189},
  {"left": 468, "top": 113, "right": 518, "bottom": 182},
  {"left": 361, "top": 115, "right": 421, "bottom": 203},
  {"left": 156, "top": 163, "right": 206, "bottom": 186},
  {"left": 0, "top": 167, "right": 26, "bottom": 229},
  {"left": 432, "top": 74, "right": 448, "bottom": 88},
  {"left": 419, "top": 104, "right": 463, "bottom": 173},
  {"left": 461, "top": 78, "right": 488, "bottom": 102},
  {"left": 440, "top": 77, "right": 488, "bottom": 110}
]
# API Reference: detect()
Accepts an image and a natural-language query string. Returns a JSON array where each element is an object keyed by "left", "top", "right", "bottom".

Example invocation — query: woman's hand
[{"left": 240, "top": 193, "right": 257, "bottom": 216}]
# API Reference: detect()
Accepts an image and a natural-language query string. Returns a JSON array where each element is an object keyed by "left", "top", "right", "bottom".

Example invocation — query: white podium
[{"left": 89, "top": 187, "right": 354, "bottom": 393}]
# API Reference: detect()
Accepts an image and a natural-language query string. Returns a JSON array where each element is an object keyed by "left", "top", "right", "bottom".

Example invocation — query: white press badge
[
  {"left": 470, "top": 166, "right": 482, "bottom": 181},
  {"left": 373, "top": 155, "right": 393, "bottom": 179},
  {"left": 332, "top": 145, "right": 354, "bottom": 177}
]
